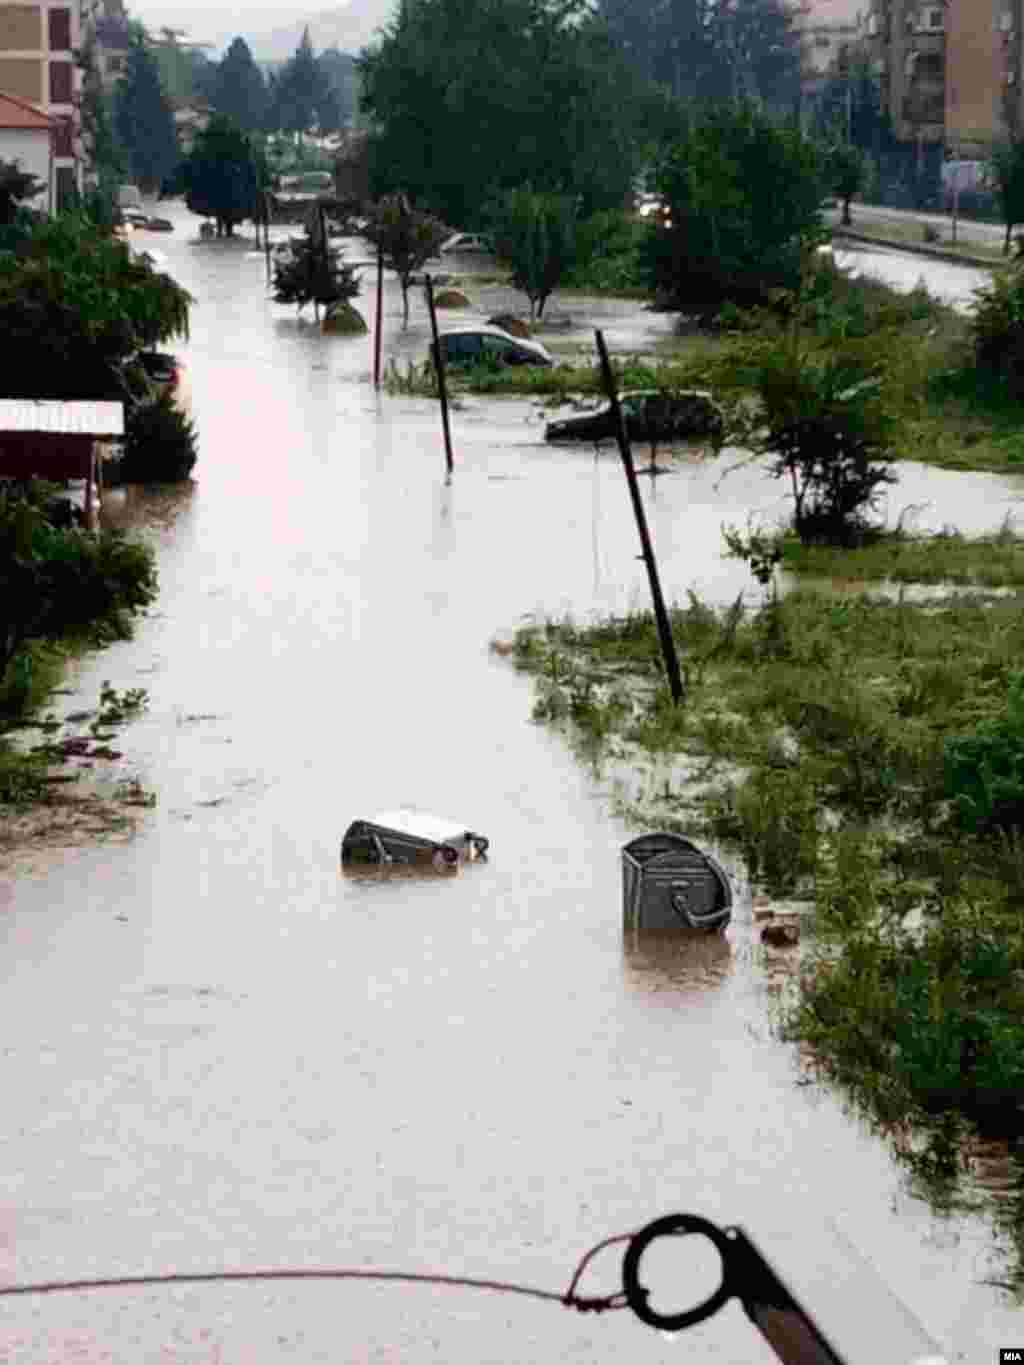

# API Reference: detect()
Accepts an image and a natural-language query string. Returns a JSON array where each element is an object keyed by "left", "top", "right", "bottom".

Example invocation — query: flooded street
[{"left": 1, "top": 205, "right": 1021, "bottom": 1363}]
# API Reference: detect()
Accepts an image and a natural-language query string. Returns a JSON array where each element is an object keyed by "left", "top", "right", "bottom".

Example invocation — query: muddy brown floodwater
[{"left": 1, "top": 204, "right": 1021, "bottom": 1363}]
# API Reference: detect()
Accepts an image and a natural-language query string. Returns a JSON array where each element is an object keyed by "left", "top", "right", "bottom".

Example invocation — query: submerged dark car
[
  {"left": 341, "top": 809, "right": 490, "bottom": 870},
  {"left": 545, "top": 389, "right": 724, "bottom": 444}
]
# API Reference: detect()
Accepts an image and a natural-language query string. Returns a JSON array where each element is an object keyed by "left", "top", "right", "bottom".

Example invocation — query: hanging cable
[{"left": 0, "top": 1231, "right": 634, "bottom": 1315}]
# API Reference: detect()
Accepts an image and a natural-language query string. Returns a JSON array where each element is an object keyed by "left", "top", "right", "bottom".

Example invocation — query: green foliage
[
  {"left": 647, "top": 103, "right": 826, "bottom": 309},
  {"left": 361, "top": 193, "right": 447, "bottom": 326},
  {"left": 737, "top": 345, "right": 897, "bottom": 544},
  {"left": 272, "top": 222, "right": 361, "bottom": 316},
  {"left": 121, "top": 392, "right": 199, "bottom": 483},
  {"left": 564, "top": 210, "right": 652, "bottom": 292},
  {"left": 597, "top": 0, "right": 803, "bottom": 111},
  {"left": 0, "top": 481, "right": 157, "bottom": 687},
  {"left": 0, "top": 215, "right": 192, "bottom": 399},
  {"left": 826, "top": 141, "right": 865, "bottom": 225},
  {"left": 971, "top": 260, "right": 1024, "bottom": 395},
  {"left": 271, "top": 28, "right": 331, "bottom": 136},
  {"left": 183, "top": 114, "right": 261, "bottom": 236},
  {"left": 77, "top": 31, "right": 126, "bottom": 196},
  {"left": 945, "top": 674, "right": 1024, "bottom": 834},
  {"left": 114, "top": 33, "right": 179, "bottom": 193},
  {"left": 488, "top": 189, "right": 577, "bottom": 319},
  {"left": 989, "top": 138, "right": 1024, "bottom": 255},
  {"left": 358, "top": 0, "right": 643, "bottom": 228},
  {"left": 212, "top": 38, "right": 268, "bottom": 134}
]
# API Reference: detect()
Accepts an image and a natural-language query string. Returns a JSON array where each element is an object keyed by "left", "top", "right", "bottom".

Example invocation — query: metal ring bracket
[{"left": 621, "top": 1214, "right": 734, "bottom": 1331}]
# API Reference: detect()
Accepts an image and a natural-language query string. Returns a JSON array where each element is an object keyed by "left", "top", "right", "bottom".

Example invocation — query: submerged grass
[
  {"left": 510, "top": 580, "right": 1024, "bottom": 1288},
  {"left": 781, "top": 522, "right": 1024, "bottom": 586}
]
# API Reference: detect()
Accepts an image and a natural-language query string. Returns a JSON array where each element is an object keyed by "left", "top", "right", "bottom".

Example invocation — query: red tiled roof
[{"left": 0, "top": 89, "right": 54, "bottom": 130}]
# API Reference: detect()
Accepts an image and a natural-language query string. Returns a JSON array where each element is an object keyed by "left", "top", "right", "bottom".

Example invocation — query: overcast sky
[{"left": 129, "top": 1, "right": 391, "bottom": 58}]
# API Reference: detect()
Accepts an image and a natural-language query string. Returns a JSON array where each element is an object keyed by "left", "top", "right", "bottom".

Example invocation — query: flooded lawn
[{"left": 0, "top": 204, "right": 1020, "bottom": 1363}]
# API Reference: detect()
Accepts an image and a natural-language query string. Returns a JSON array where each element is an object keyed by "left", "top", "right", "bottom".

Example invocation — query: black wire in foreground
[{"left": 0, "top": 1232, "right": 635, "bottom": 1317}]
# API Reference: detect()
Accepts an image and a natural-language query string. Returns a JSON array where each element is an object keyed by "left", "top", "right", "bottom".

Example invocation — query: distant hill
[{"left": 248, "top": 2, "right": 394, "bottom": 61}]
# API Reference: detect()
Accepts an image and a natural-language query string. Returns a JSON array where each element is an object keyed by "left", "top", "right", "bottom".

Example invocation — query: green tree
[
  {"left": 77, "top": 32, "right": 125, "bottom": 196},
  {"left": 213, "top": 37, "right": 268, "bottom": 133},
  {"left": 360, "top": 193, "right": 448, "bottom": 326},
  {"left": 273, "top": 28, "right": 327, "bottom": 137},
  {"left": 489, "top": 189, "right": 576, "bottom": 318},
  {"left": 183, "top": 113, "right": 260, "bottom": 237},
  {"left": 827, "top": 140, "right": 866, "bottom": 226},
  {"left": 647, "top": 103, "right": 825, "bottom": 311},
  {"left": 989, "top": 139, "right": 1024, "bottom": 256},
  {"left": 318, "top": 49, "right": 357, "bottom": 130},
  {"left": 358, "top": 0, "right": 641, "bottom": 228},
  {"left": 114, "top": 32, "right": 179, "bottom": 193},
  {"left": 272, "top": 218, "right": 361, "bottom": 321},
  {"left": 0, "top": 215, "right": 191, "bottom": 400}
]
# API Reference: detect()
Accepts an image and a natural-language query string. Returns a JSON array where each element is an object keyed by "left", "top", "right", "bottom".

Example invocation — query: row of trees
[
  {"left": 596, "top": 0, "right": 803, "bottom": 111},
  {"left": 84, "top": 26, "right": 355, "bottom": 198}
]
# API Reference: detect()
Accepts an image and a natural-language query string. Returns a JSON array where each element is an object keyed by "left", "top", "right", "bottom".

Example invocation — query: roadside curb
[{"left": 832, "top": 227, "right": 999, "bottom": 271}]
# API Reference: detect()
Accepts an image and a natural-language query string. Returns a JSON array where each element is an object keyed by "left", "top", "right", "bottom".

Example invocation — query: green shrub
[
  {"left": 971, "top": 262, "right": 1024, "bottom": 394},
  {"left": 733, "top": 345, "right": 898, "bottom": 546},
  {"left": 0, "top": 481, "right": 157, "bottom": 690},
  {"left": 121, "top": 392, "right": 198, "bottom": 482},
  {"left": 945, "top": 673, "right": 1024, "bottom": 833},
  {"left": 565, "top": 211, "right": 651, "bottom": 293}
]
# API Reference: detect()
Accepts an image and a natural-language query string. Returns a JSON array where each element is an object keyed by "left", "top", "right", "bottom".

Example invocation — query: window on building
[
  {"left": 48, "top": 8, "right": 72, "bottom": 51},
  {"left": 53, "top": 117, "right": 73, "bottom": 157},
  {"left": 55, "top": 165, "right": 77, "bottom": 213},
  {"left": 49, "top": 59, "right": 72, "bottom": 103}
]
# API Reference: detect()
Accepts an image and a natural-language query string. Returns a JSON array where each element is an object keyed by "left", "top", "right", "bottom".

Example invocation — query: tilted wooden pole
[
  {"left": 594, "top": 329, "right": 684, "bottom": 705},
  {"left": 424, "top": 274, "right": 455, "bottom": 480}
]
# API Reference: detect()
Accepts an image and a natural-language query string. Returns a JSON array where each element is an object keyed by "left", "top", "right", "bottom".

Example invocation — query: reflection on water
[
  {"left": 622, "top": 928, "right": 733, "bottom": 998},
  {"left": 100, "top": 480, "right": 196, "bottom": 536}
]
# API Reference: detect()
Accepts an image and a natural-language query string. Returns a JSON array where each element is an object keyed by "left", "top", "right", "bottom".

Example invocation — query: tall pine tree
[
  {"left": 272, "top": 28, "right": 326, "bottom": 136},
  {"left": 213, "top": 38, "right": 268, "bottom": 134},
  {"left": 115, "top": 32, "right": 179, "bottom": 193}
]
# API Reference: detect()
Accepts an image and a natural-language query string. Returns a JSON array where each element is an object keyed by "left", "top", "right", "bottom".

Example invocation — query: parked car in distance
[
  {"left": 544, "top": 389, "right": 724, "bottom": 444},
  {"left": 137, "top": 351, "right": 184, "bottom": 398},
  {"left": 438, "top": 232, "right": 494, "bottom": 256},
  {"left": 120, "top": 208, "right": 174, "bottom": 232},
  {"left": 431, "top": 326, "right": 553, "bottom": 369}
]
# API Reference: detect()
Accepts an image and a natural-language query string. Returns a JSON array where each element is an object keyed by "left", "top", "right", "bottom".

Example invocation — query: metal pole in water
[
  {"left": 424, "top": 274, "right": 455, "bottom": 480},
  {"left": 373, "top": 244, "right": 383, "bottom": 389},
  {"left": 595, "top": 329, "right": 684, "bottom": 705},
  {"left": 263, "top": 192, "right": 272, "bottom": 284}
]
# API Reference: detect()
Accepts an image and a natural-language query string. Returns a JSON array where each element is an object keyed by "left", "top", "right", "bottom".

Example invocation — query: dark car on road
[{"left": 545, "top": 389, "right": 724, "bottom": 444}]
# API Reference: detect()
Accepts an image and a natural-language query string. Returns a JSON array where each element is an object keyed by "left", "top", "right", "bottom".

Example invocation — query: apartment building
[
  {"left": 0, "top": 0, "right": 81, "bottom": 208},
  {"left": 866, "top": 0, "right": 1024, "bottom": 154},
  {"left": 81, "top": 0, "right": 129, "bottom": 93}
]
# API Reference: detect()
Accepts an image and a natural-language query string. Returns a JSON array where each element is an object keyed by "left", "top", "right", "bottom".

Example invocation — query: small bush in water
[{"left": 121, "top": 392, "right": 198, "bottom": 482}]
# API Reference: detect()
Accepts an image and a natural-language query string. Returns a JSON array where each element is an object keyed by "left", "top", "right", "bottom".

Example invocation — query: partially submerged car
[
  {"left": 439, "top": 232, "right": 494, "bottom": 256},
  {"left": 545, "top": 389, "right": 724, "bottom": 444},
  {"left": 341, "top": 810, "right": 490, "bottom": 870},
  {"left": 431, "top": 325, "right": 553, "bottom": 370},
  {"left": 137, "top": 351, "right": 184, "bottom": 398}
]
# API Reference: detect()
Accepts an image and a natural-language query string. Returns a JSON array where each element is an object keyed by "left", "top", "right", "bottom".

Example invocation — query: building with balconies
[
  {"left": 0, "top": 0, "right": 82, "bottom": 207},
  {"left": 866, "top": 0, "right": 1024, "bottom": 153}
]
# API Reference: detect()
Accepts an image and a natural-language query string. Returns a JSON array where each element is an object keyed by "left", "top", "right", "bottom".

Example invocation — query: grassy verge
[
  {"left": 837, "top": 215, "right": 1006, "bottom": 262},
  {"left": 508, "top": 578, "right": 1024, "bottom": 1288},
  {"left": 779, "top": 523, "right": 1024, "bottom": 587}
]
